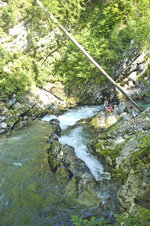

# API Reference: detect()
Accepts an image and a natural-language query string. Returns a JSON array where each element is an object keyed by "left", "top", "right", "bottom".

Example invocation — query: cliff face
[
  {"left": 90, "top": 105, "right": 150, "bottom": 216},
  {"left": 0, "top": 84, "right": 73, "bottom": 134},
  {"left": 67, "top": 45, "right": 150, "bottom": 104},
  {"left": 0, "top": 1, "right": 149, "bottom": 104},
  {"left": 0, "top": 12, "right": 149, "bottom": 134}
]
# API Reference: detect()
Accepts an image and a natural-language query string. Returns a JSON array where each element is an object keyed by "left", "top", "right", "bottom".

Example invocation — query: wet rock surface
[
  {"left": 46, "top": 118, "right": 120, "bottom": 213},
  {"left": 0, "top": 86, "right": 71, "bottom": 135},
  {"left": 92, "top": 106, "right": 150, "bottom": 215}
]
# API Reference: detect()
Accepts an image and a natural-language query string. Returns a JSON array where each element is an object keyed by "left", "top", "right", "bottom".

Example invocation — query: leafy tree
[
  {"left": 0, "top": 46, "right": 34, "bottom": 98},
  {"left": 41, "top": 0, "right": 84, "bottom": 26},
  {"left": 71, "top": 215, "right": 111, "bottom": 226},
  {"left": 50, "top": 0, "right": 150, "bottom": 90},
  {"left": 0, "top": 0, "right": 150, "bottom": 98},
  {"left": 115, "top": 208, "right": 150, "bottom": 226}
]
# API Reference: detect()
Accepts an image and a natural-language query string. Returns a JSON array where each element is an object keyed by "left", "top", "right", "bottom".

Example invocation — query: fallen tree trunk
[{"left": 36, "top": 0, "right": 142, "bottom": 112}]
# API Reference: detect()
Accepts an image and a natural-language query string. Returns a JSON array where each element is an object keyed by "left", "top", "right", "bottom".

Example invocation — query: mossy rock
[
  {"left": 55, "top": 166, "right": 71, "bottom": 182},
  {"left": 90, "top": 116, "right": 100, "bottom": 128},
  {"left": 47, "top": 140, "right": 62, "bottom": 173},
  {"left": 47, "top": 152, "right": 60, "bottom": 173}
]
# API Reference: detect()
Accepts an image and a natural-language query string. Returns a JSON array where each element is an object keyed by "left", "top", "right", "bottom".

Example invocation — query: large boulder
[
  {"left": 49, "top": 118, "right": 61, "bottom": 136},
  {"left": 93, "top": 106, "right": 150, "bottom": 215}
]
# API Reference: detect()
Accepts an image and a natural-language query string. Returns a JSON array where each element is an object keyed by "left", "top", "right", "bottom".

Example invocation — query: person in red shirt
[{"left": 106, "top": 104, "right": 113, "bottom": 115}]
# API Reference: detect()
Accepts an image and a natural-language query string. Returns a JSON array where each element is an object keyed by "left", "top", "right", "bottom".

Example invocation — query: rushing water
[
  {"left": 43, "top": 105, "right": 109, "bottom": 181},
  {"left": 59, "top": 126, "right": 110, "bottom": 181},
  {"left": 1, "top": 98, "right": 150, "bottom": 225},
  {"left": 0, "top": 105, "right": 114, "bottom": 225}
]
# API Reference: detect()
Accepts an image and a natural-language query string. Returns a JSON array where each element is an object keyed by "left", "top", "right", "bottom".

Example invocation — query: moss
[
  {"left": 47, "top": 153, "right": 60, "bottom": 173},
  {"left": 118, "top": 116, "right": 124, "bottom": 122},
  {"left": 112, "top": 166, "right": 127, "bottom": 183},
  {"left": 99, "top": 132, "right": 108, "bottom": 140},
  {"left": 113, "top": 124, "right": 120, "bottom": 130},
  {"left": 125, "top": 135, "right": 132, "bottom": 141},
  {"left": 138, "top": 130, "right": 150, "bottom": 146},
  {"left": 90, "top": 115, "right": 100, "bottom": 128},
  {"left": 130, "top": 148, "right": 150, "bottom": 169},
  {"left": 47, "top": 141, "right": 62, "bottom": 173},
  {"left": 6, "top": 109, "right": 20, "bottom": 125},
  {"left": 102, "top": 145, "right": 121, "bottom": 166},
  {"left": 130, "top": 130, "right": 150, "bottom": 169},
  {"left": 104, "top": 120, "right": 120, "bottom": 134},
  {"left": 95, "top": 140, "right": 108, "bottom": 149},
  {"left": 33, "top": 108, "right": 50, "bottom": 118},
  {"left": 95, "top": 143, "right": 122, "bottom": 168}
]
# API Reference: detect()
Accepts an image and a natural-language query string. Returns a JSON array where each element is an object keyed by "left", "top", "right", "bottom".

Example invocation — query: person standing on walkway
[
  {"left": 103, "top": 100, "right": 108, "bottom": 115},
  {"left": 130, "top": 106, "right": 138, "bottom": 124}
]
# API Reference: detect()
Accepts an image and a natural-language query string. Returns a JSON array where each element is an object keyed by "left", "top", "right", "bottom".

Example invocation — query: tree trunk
[{"left": 36, "top": 0, "right": 142, "bottom": 112}]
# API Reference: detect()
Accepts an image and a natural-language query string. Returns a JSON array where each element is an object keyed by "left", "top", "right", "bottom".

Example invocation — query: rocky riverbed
[
  {"left": 0, "top": 89, "right": 150, "bottom": 223},
  {"left": 87, "top": 105, "right": 150, "bottom": 215},
  {"left": 0, "top": 83, "right": 74, "bottom": 135},
  {"left": 44, "top": 102, "right": 150, "bottom": 220}
]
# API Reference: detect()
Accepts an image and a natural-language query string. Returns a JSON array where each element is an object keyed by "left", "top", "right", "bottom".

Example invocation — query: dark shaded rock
[
  {"left": 134, "top": 190, "right": 150, "bottom": 210},
  {"left": 49, "top": 118, "right": 61, "bottom": 136},
  {"left": 47, "top": 132, "right": 96, "bottom": 188},
  {"left": 47, "top": 132, "right": 58, "bottom": 143}
]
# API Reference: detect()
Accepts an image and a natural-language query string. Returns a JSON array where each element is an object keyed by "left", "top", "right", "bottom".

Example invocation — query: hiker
[
  {"left": 103, "top": 100, "right": 109, "bottom": 116},
  {"left": 103, "top": 100, "right": 108, "bottom": 108},
  {"left": 103, "top": 100, "right": 108, "bottom": 111},
  {"left": 106, "top": 104, "right": 113, "bottom": 115},
  {"left": 103, "top": 101, "right": 113, "bottom": 116},
  {"left": 130, "top": 106, "right": 138, "bottom": 124}
]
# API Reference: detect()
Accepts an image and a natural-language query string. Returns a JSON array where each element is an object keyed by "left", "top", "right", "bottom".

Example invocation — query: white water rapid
[{"left": 42, "top": 105, "right": 110, "bottom": 181}]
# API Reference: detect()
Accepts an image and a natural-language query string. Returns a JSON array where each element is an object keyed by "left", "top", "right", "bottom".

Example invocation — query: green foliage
[
  {"left": 0, "top": 46, "right": 35, "bottom": 99},
  {"left": 71, "top": 215, "right": 111, "bottom": 226},
  {"left": 128, "top": 0, "right": 150, "bottom": 48},
  {"left": 115, "top": 213, "right": 142, "bottom": 225},
  {"left": 51, "top": 0, "right": 150, "bottom": 88},
  {"left": 52, "top": 39, "right": 106, "bottom": 85},
  {"left": 72, "top": 208, "right": 150, "bottom": 226},
  {"left": 131, "top": 131, "right": 150, "bottom": 168},
  {"left": 41, "top": 0, "right": 84, "bottom": 26},
  {"left": 0, "top": 3, "right": 16, "bottom": 28},
  {"left": 1, "top": 0, "right": 150, "bottom": 99},
  {"left": 0, "top": 0, "right": 34, "bottom": 29},
  {"left": 100, "top": 0, "right": 150, "bottom": 48},
  {"left": 115, "top": 208, "right": 150, "bottom": 226},
  {"left": 138, "top": 208, "right": 150, "bottom": 223},
  {"left": 101, "top": 0, "right": 133, "bottom": 33}
]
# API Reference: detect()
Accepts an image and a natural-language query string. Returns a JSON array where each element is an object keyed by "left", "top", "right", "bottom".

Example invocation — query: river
[{"left": 3, "top": 101, "right": 149, "bottom": 225}]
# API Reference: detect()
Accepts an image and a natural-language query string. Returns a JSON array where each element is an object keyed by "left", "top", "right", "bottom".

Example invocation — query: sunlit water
[
  {"left": 0, "top": 105, "right": 110, "bottom": 225},
  {"left": 43, "top": 105, "right": 109, "bottom": 181},
  {"left": 0, "top": 100, "right": 149, "bottom": 225}
]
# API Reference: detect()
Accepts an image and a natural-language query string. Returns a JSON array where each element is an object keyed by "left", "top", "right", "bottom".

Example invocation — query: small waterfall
[
  {"left": 0, "top": 105, "right": 119, "bottom": 225},
  {"left": 42, "top": 105, "right": 110, "bottom": 181},
  {"left": 59, "top": 126, "right": 110, "bottom": 181}
]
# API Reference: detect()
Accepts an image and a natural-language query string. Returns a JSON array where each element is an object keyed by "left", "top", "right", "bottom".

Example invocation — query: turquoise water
[
  {"left": 43, "top": 105, "right": 110, "bottom": 181},
  {"left": 0, "top": 99, "right": 150, "bottom": 225},
  {"left": 136, "top": 96, "right": 150, "bottom": 110},
  {"left": 0, "top": 121, "right": 55, "bottom": 225},
  {"left": 0, "top": 106, "right": 107, "bottom": 225}
]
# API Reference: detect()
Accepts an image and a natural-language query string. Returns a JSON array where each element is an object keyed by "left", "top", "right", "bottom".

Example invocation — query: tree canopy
[{"left": 0, "top": 0, "right": 149, "bottom": 98}]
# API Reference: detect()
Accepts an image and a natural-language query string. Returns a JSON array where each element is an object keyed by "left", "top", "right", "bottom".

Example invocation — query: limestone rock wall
[
  {"left": 93, "top": 106, "right": 150, "bottom": 215},
  {"left": 68, "top": 43, "right": 149, "bottom": 104},
  {"left": 0, "top": 85, "right": 69, "bottom": 134}
]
